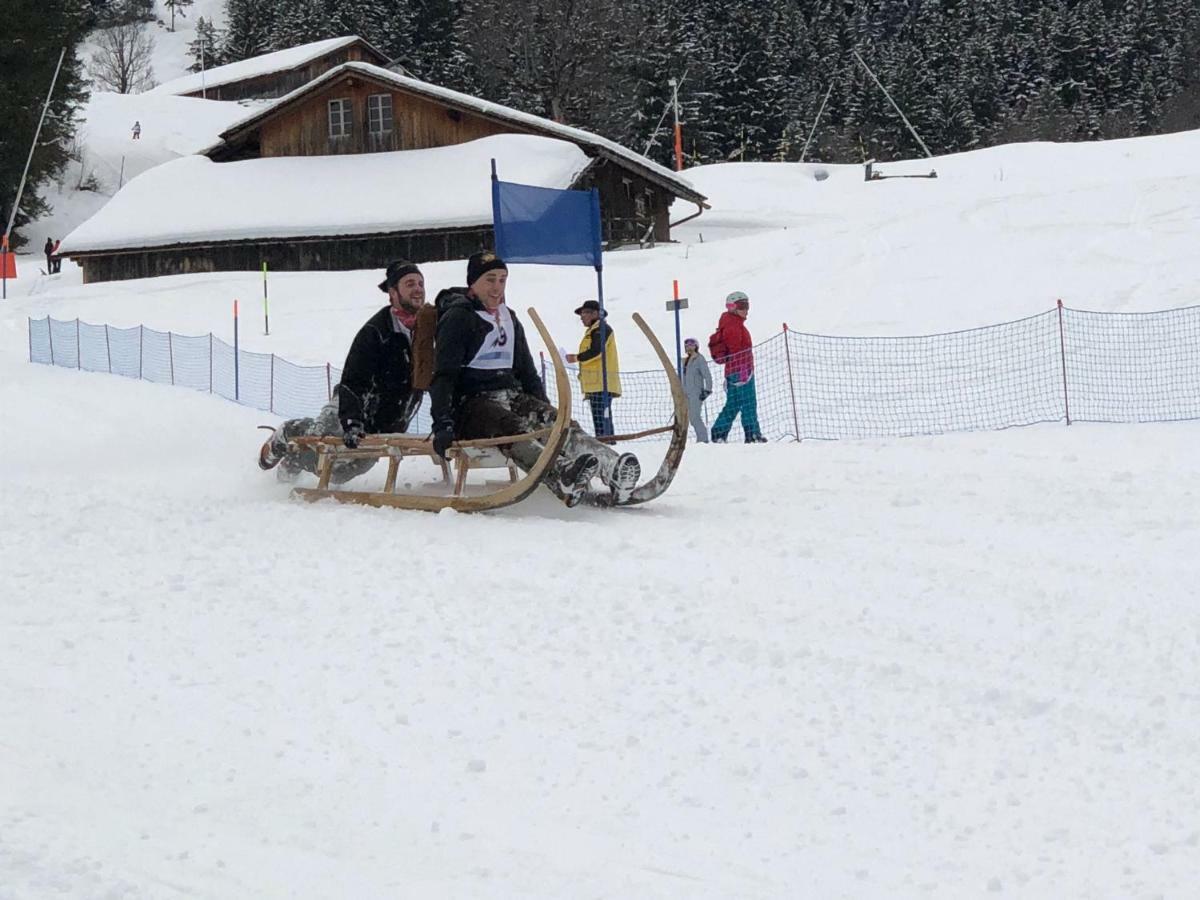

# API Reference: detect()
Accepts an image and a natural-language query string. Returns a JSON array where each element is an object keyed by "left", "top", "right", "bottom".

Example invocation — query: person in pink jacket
[{"left": 708, "top": 291, "right": 765, "bottom": 442}]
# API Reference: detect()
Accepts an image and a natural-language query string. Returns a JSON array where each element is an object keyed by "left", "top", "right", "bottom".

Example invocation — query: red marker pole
[{"left": 233, "top": 298, "right": 240, "bottom": 401}]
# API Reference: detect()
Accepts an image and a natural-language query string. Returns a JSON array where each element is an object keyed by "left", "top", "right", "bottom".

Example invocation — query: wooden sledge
[
  {"left": 581, "top": 311, "right": 689, "bottom": 508},
  {"left": 290, "top": 307, "right": 572, "bottom": 513}
]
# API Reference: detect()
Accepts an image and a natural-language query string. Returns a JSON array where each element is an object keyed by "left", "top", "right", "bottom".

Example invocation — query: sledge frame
[
  {"left": 290, "top": 308, "right": 572, "bottom": 512},
  {"left": 581, "top": 311, "right": 689, "bottom": 508}
]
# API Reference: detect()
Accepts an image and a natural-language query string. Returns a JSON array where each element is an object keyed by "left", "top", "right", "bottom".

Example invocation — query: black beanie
[
  {"left": 378, "top": 260, "right": 421, "bottom": 293},
  {"left": 467, "top": 251, "right": 507, "bottom": 288}
]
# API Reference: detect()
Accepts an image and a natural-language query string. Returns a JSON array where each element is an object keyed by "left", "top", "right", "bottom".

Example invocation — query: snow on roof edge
[{"left": 150, "top": 36, "right": 381, "bottom": 97}]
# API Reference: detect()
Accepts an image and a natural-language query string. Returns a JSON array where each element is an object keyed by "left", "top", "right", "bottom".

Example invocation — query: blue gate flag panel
[{"left": 492, "top": 177, "right": 602, "bottom": 268}]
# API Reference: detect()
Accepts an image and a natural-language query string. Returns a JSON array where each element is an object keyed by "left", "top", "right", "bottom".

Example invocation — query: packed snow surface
[
  {"left": 60, "top": 134, "right": 591, "bottom": 252},
  {"left": 5, "top": 125, "right": 1200, "bottom": 896},
  {"left": 151, "top": 36, "right": 367, "bottom": 97}
]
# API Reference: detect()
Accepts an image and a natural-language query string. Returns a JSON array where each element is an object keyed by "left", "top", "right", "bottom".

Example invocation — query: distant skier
[
  {"left": 709, "top": 291, "right": 766, "bottom": 443},
  {"left": 682, "top": 337, "right": 713, "bottom": 442},
  {"left": 257, "top": 260, "right": 433, "bottom": 482},
  {"left": 43, "top": 238, "right": 54, "bottom": 274},
  {"left": 131, "top": 121, "right": 141, "bottom": 140},
  {"left": 51, "top": 239, "right": 61, "bottom": 273},
  {"left": 429, "top": 252, "right": 640, "bottom": 507}
]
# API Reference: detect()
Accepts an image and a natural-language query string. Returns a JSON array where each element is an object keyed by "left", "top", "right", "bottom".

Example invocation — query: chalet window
[
  {"left": 622, "top": 177, "right": 633, "bottom": 201},
  {"left": 328, "top": 98, "right": 352, "bottom": 138},
  {"left": 368, "top": 94, "right": 394, "bottom": 135}
]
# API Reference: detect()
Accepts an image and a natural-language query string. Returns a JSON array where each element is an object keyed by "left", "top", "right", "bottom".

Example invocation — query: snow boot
[
  {"left": 557, "top": 453, "right": 599, "bottom": 507},
  {"left": 605, "top": 452, "right": 641, "bottom": 503},
  {"left": 745, "top": 433, "right": 768, "bottom": 443},
  {"left": 257, "top": 424, "right": 288, "bottom": 471}
]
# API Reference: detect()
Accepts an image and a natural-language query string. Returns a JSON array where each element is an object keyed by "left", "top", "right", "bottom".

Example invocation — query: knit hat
[
  {"left": 684, "top": 336, "right": 699, "bottom": 348},
  {"left": 467, "top": 251, "right": 507, "bottom": 288},
  {"left": 726, "top": 290, "right": 750, "bottom": 310},
  {"left": 378, "top": 260, "right": 421, "bottom": 293}
]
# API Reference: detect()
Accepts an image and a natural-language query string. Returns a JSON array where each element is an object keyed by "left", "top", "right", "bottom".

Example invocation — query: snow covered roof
[
  {"left": 209, "top": 61, "right": 707, "bottom": 206},
  {"left": 59, "top": 134, "right": 591, "bottom": 254},
  {"left": 149, "top": 37, "right": 385, "bottom": 98}
]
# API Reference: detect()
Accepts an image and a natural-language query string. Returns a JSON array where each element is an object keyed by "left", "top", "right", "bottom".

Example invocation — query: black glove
[
  {"left": 432, "top": 426, "right": 455, "bottom": 460},
  {"left": 342, "top": 420, "right": 365, "bottom": 449},
  {"left": 699, "top": 389, "right": 711, "bottom": 402}
]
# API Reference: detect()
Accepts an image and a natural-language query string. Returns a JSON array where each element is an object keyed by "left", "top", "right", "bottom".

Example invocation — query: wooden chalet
[{"left": 64, "top": 61, "right": 707, "bottom": 283}]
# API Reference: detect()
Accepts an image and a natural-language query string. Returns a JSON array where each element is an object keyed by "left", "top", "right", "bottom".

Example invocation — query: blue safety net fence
[{"left": 27, "top": 304, "right": 1200, "bottom": 441}]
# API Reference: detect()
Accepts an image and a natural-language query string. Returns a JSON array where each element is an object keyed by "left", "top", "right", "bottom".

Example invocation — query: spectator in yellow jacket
[{"left": 566, "top": 300, "right": 621, "bottom": 436}]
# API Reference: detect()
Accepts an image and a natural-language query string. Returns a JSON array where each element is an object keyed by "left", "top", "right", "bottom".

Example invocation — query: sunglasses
[{"left": 732, "top": 300, "right": 750, "bottom": 310}]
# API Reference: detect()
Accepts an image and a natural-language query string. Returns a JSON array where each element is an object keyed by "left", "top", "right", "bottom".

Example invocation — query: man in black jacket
[
  {"left": 258, "top": 260, "right": 428, "bottom": 483},
  {"left": 429, "top": 251, "right": 640, "bottom": 507}
]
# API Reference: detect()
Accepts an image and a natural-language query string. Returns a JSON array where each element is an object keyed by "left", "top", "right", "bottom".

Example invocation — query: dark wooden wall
[
  {"left": 259, "top": 80, "right": 515, "bottom": 157},
  {"left": 76, "top": 229, "right": 495, "bottom": 284},
  {"left": 182, "top": 46, "right": 383, "bottom": 101},
  {"left": 577, "top": 158, "right": 671, "bottom": 244}
]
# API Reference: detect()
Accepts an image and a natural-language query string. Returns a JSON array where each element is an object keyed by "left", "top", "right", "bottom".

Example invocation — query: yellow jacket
[{"left": 577, "top": 320, "right": 622, "bottom": 396}]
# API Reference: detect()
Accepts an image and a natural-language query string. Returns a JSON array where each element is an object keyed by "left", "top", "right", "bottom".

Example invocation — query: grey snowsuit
[{"left": 683, "top": 351, "right": 713, "bottom": 442}]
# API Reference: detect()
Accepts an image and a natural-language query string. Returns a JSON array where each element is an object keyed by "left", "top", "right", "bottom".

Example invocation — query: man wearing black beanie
[
  {"left": 427, "top": 252, "right": 641, "bottom": 507},
  {"left": 257, "top": 260, "right": 432, "bottom": 481}
]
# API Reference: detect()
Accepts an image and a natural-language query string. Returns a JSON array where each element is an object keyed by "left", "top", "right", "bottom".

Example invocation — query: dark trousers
[
  {"left": 454, "top": 389, "right": 618, "bottom": 485},
  {"left": 585, "top": 392, "right": 613, "bottom": 436}
]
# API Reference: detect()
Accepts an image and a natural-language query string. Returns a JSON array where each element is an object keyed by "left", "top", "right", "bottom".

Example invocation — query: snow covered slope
[
  {"left": 4, "top": 130, "right": 1200, "bottom": 897},
  {"left": 30, "top": 0, "right": 243, "bottom": 253}
]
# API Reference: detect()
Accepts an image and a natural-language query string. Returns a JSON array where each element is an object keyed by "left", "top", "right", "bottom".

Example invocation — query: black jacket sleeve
[
  {"left": 575, "top": 322, "right": 610, "bottom": 363},
  {"left": 429, "top": 306, "right": 475, "bottom": 431},
  {"left": 337, "top": 322, "right": 382, "bottom": 427},
  {"left": 511, "top": 312, "right": 547, "bottom": 401}
]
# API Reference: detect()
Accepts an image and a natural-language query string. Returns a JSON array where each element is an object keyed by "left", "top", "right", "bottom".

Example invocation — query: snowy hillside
[
  {"left": 29, "top": 0, "right": 243, "bottom": 252},
  {"left": 5, "top": 129, "right": 1200, "bottom": 897}
]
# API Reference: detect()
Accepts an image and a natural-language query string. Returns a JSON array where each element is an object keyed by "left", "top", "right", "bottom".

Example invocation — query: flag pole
[
  {"left": 4, "top": 46, "right": 67, "bottom": 300},
  {"left": 591, "top": 188, "right": 611, "bottom": 436}
]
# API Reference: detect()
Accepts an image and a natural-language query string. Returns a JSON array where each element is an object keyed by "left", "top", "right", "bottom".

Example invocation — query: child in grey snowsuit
[{"left": 683, "top": 337, "right": 713, "bottom": 442}]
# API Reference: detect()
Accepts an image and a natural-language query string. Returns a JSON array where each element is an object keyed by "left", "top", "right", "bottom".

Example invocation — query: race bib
[{"left": 468, "top": 305, "right": 515, "bottom": 370}]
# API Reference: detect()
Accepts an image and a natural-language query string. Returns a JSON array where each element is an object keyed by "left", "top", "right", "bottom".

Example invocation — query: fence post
[
  {"left": 1056, "top": 299, "right": 1071, "bottom": 426},
  {"left": 540, "top": 351, "right": 547, "bottom": 386},
  {"left": 270, "top": 353, "right": 275, "bottom": 413},
  {"left": 326, "top": 362, "right": 332, "bottom": 400},
  {"left": 28, "top": 318, "right": 33, "bottom": 363},
  {"left": 781, "top": 323, "right": 802, "bottom": 442},
  {"left": 138, "top": 325, "right": 143, "bottom": 380},
  {"left": 48, "top": 318, "right": 55, "bottom": 365},
  {"left": 105, "top": 324, "right": 111, "bottom": 373},
  {"left": 208, "top": 333, "right": 213, "bottom": 392},
  {"left": 75, "top": 317, "right": 80, "bottom": 369},
  {"left": 168, "top": 331, "right": 175, "bottom": 385}
]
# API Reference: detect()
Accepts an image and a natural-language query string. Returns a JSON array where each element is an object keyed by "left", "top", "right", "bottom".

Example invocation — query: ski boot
[
  {"left": 557, "top": 453, "right": 599, "bottom": 508},
  {"left": 605, "top": 452, "right": 641, "bottom": 503}
]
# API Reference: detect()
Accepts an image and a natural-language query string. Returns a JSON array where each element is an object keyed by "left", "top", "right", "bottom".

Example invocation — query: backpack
[{"left": 708, "top": 327, "right": 727, "bottom": 362}]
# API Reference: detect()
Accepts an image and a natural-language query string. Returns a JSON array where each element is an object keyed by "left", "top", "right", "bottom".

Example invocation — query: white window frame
[
  {"left": 328, "top": 98, "right": 352, "bottom": 138},
  {"left": 367, "top": 93, "right": 394, "bottom": 135}
]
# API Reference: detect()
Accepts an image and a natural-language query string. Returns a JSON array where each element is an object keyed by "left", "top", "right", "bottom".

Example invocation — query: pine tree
[
  {"left": 222, "top": 0, "right": 275, "bottom": 62},
  {"left": 187, "top": 15, "right": 222, "bottom": 72},
  {"left": 0, "top": 0, "right": 90, "bottom": 249},
  {"left": 269, "top": 0, "right": 336, "bottom": 51},
  {"left": 164, "top": 0, "right": 193, "bottom": 32}
]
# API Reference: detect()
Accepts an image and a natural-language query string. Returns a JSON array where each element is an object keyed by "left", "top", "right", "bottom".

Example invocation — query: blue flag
[{"left": 492, "top": 170, "right": 602, "bottom": 269}]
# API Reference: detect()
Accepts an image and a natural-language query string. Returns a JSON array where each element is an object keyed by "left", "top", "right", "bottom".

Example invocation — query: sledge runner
[
  {"left": 429, "top": 252, "right": 640, "bottom": 507},
  {"left": 258, "top": 260, "right": 432, "bottom": 483}
]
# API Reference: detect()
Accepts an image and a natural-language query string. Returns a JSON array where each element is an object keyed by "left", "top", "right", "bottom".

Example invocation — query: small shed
[{"left": 150, "top": 37, "right": 389, "bottom": 102}]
